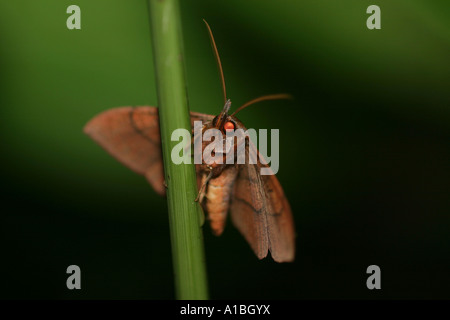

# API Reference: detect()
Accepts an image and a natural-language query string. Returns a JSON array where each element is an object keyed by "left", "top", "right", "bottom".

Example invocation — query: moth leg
[{"left": 195, "top": 169, "right": 214, "bottom": 202}]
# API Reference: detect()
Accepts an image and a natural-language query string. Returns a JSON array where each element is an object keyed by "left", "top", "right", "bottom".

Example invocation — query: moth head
[
  {"left": 211, "top": 94, "right": 292, "bottom": 134},
  {"left": 212, "top": 99, "right": 234, "bottom": 133}
]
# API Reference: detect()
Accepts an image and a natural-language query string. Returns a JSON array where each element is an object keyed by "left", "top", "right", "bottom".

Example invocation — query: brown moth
[{"left": 84, "top": 20, "right": 295, "bottom": 262}]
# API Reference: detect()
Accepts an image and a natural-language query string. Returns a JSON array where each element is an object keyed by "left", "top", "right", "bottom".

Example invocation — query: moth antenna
[
  {"left": 203, "top": 19, "right": 227, "bottom": 103},
  {"left": 231, "top": 94, "right": 293, "bottom": 117}
]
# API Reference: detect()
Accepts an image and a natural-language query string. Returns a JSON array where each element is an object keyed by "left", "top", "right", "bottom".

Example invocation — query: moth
[{"left": 84, "top": 20, "right": 295, "bottom": 262}]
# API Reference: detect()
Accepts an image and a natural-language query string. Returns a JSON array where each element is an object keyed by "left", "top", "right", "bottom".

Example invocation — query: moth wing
[
  {"left": 190, "top": 111, "right": 214, "bottom": 126},
  {"left": 84, "top": 106, "right": 165, "bottom": 195},
  {"left": 230, "top": 139, "right": 295, "bottom": 262},
  {"left": 84, "top": 107, "right": 214, "bottom": 196},
  {"left": 260, "top": 168, "right": 296, "bottom": 262},
  {"left": 230, "top": 163, "right": 269, "bottom": 260}
]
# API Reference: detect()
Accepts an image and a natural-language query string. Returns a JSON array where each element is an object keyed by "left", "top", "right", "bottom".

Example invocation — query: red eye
[{"left": 224, "top": 121, "right": 235, "bottom": 131}]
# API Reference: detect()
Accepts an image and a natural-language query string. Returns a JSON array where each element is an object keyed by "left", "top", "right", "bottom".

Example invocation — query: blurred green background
[{"left": 1, "top": 0, "right": 449, "bottom": 299}]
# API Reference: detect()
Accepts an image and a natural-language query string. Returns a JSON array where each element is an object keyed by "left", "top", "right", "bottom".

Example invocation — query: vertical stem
[{"left": 148, "top": 0, "right": 209, "bottom": 299}]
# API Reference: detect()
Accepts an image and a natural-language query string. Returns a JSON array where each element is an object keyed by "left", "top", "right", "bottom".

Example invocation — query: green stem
[{"left": 148, "top": 0, "right": 209, "bottom": 299}]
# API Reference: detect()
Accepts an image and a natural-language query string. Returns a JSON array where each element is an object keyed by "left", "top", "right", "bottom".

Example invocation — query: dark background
[{"left": 1, "top": 0, "right": 449, "bottom": 299}]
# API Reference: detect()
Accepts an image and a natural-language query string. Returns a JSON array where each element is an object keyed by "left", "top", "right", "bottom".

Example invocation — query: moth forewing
[
  {"left": 230, "top": 137, "right": 295, "bottom": 262},
  {"left": 230, "top": 162, "right": 270, "bottom": 260},
  {"left": 83, "top": 106, "right": 166, "bottom": 196},
  {"left": 262, "top": 172, "right": 295, "bottom": 262}
]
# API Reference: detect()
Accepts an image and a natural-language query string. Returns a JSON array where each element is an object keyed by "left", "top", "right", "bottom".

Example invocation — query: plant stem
[{"left": 148, "top": 0, "right": 209, "bottom": 299}]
